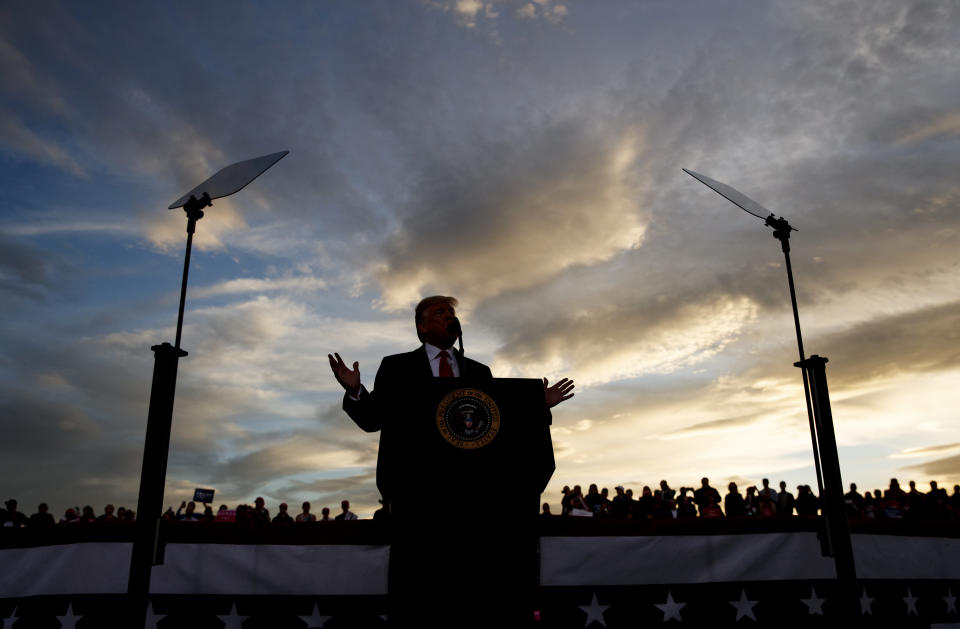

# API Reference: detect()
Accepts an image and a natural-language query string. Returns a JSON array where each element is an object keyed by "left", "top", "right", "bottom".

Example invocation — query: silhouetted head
[
  {"left": 728, "top": 482, "right": 738, "bottom": 493},
  {"left": 415, "top": 296, "right": 459, "bottom": 347},
  {"left": 302, "top": 502, "right": 311, "bottom": 512},
  {"left": 701, "top": 478, "right": 709, "bottom": 487},
  {"left": 341, "top": 500, "right": 350, "bottom": 512}
]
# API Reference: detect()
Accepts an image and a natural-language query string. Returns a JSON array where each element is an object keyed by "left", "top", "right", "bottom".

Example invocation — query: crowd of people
[
  {"left": 0, "top": 496, "right": 382, "bottom": 529},
  {"left": 3, "top": 477, "right": 958, "bottom": 529},
  {"left": 544, "top": 477, "right": 960, "bottom": 521}
]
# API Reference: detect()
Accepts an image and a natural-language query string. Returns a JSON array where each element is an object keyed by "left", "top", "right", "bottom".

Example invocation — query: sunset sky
[{"left": 2, "top": 0, "right": 958, "bottom": 518}]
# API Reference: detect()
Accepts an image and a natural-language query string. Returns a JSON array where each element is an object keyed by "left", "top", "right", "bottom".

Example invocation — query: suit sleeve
[{"left": 342, "top": 356, "right": 396, "bottom": 432}]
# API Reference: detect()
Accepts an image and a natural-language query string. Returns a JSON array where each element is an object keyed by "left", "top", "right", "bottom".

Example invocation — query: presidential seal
[{"left": 435, "top": 388, "right": 501, "bottom": 449}]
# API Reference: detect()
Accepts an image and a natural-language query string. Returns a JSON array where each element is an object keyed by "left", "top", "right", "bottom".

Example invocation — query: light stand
[
  {"left": 684, "top": 169, "right": 857, "bottom": 619},
  {"left": 127, "top": 151, "right": 288, "bottom": 628}
]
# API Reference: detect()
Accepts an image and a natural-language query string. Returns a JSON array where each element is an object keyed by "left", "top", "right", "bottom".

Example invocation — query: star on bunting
[
  {"left": 860, "top": 588, "right": 874, "bottom": 615},
  {"left": 145, "top": 601, "right": 167, "bottom": 629},
  {"left": 299, "top": 603, "right": 332, "bottom": 627},
  {"left": 56, "top": 603, "right": 82, "bottom": 629},
  {"left": 800, "top": 587, "right": 826, "bottom": 615},
  {"left": 944, "top": 588, "right": 957, "bottom": 615},
  {"left": 3, "top": 606, "right": 19, "bottom": 627},
  {"left": 903, "top": 587, "right": 919, "bottom": 616},
  {"left": 729, "top": 589, "right": 758, "bottom": 622},
  {"left": 578, "top": 592, "right": 609, "bottom": 627},
  {"left": 654, "top": 591, "right": 686, "bottom": 622},
  {"left": 217, "top": 602, "right": 249, "bottom": 629}
]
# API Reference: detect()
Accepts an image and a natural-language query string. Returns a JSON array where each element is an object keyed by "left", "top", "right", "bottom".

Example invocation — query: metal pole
[
  {"left": 127, "top": 342, "right": 186, "bottom": 626},
  {"left": 795, "top": 355, "right": 857, "bottom": 619},
  {"left": 771, "top": 220, "right": 825, "bottom": 501},
  {"left": 128, "top": 194, "right": 207, "bottom": 626},
  {"left": 781, "top": 247, "right": 826, "bottom": 499}
]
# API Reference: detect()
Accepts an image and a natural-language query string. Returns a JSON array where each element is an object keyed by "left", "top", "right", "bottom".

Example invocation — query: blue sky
[{"left": 2, "top": 0, "right": 959, "bottom": 517}]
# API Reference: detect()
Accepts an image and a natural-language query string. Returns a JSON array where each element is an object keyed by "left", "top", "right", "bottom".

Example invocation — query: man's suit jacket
[{"left": 342, "top": 346, "right": 553, "bottom": 502}]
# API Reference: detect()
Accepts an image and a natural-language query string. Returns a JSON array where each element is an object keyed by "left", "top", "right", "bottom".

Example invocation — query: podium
[{"left": 381, "top": 377, "right": 553, "bottom": 628}]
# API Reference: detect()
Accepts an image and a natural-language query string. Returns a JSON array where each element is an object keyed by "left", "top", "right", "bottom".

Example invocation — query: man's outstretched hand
[
  {"left": 328, "top": 352, "right": 361, "bottom": 397},
  {"left": 543, "top": 377, "right": 575, "bottom": 408}
]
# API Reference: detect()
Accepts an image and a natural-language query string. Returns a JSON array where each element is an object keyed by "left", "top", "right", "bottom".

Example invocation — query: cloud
[
  {"left": 890, "top": 443, "right": 960, "bottom": 459},
  {"left": 374, "top": 120, "right": 649, "bottom": 311},
  {"left": 0, "top": 110, "right": 86, "bottom": 177},
  {"left": 192, "top": 276, "right": 327, "bottom": 299},
  {"left": 900, "top": 455, "right": 960, "bottom": 481}
]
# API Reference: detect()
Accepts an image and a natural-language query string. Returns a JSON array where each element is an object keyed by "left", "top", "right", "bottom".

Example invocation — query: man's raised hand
[
  {"left": 543, "top": 377, "right": 575, "bottom": 408},
  {"left": 328, "top": 352, "right": 361, "bottom": 397}
]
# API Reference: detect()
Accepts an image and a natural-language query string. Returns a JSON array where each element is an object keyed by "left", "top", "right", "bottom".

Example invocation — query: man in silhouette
[
  {"left": 334, "top": 499, "right": 357, "bottom": 521},
  {"left": 328, "top": 295, "right": 573, "bottom": 627}
]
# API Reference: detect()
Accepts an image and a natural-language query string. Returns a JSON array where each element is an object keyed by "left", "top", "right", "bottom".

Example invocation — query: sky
[{"left": 1, "top": 0, "right": 959, "bottom": 518}]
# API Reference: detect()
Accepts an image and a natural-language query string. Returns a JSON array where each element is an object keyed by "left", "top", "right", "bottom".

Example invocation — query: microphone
[
  {"left": 447, "top": 318, "right": 466, "bottom": 378},
  {"left": 446, "top": 318, "right": 462, "bottom": 337}
]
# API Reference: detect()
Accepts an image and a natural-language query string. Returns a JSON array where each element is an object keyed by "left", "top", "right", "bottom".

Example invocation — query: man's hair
[{"left": 414, "top": 295, "right": 459, "bottom": 341}]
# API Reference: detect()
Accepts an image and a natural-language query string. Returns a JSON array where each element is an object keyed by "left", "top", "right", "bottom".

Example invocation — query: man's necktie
[{"left": 438, "top": 350, "right": 454, "bottom": 377}]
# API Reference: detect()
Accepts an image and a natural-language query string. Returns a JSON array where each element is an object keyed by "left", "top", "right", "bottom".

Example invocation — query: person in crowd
[
  {"left": 701, "top": 493, "right": 724, "bottom": 518},
  {"left": 776, "top": 481, "right": 795, "bottom": 516},
  {"left": 335, "top": 499, "right": 358, "bottom": 521},
  {"left": 252, "top": 497, "right": 270, "bottom": 523},
  {"left": 677, "top": 492, "right": 697, "bottom": 518},
  {"left": 97, "top": 504, "right": 117, "bottom": 523},
  {"left": 373, "top": 499, "right": 390, "bottom": 522},
  {"left": 636, "top": 486, "right": 655, "bottom": 519},
  {"left": 609, "top": 486, "right": 628, "bottom": 518},
  {"left": 272, "top": 503, "right": 294, "bottom": 524},
  {"left": 693, "top": 478, "right": 721, "bottom": 516},
  {"left": 598, "top": 487, "right": 611, "bottom": 517},
  {"left": 60, "top": 508, "right": 79, "bottom": 524},
  {"left": 559, "top": 486, "right": 572, "bottom": 516},
  {"left": 296, "top": 501, "right": 316, "bottom": 523},
  {"left": 862, "top": 490, "right": 876, "bottom": 518},
  {"left": 177, "top": 501, "right": 201, "bottom": 522},
  {"left": 161, "top": 507, "right": 176, "bottom": 522},
  {"left": 235, "top": 504, "right": 253, "bottom": 525},
  {"left": 795, "top": 485, "right": 819, "bottom": 516},
  {"left": 844, "top": 483, "right": 864, "bottom": 518},
  {"left": 79, "top": 505, "right": 97, "bottom": 523},
  {"left": 584, "top": 484, "right": 603, "bottom": 512},
  {"left": 882, "top": 479, "right": 906, "bottom": 518},
  {"left": 906, "top": 481, "right": 925, "bottom": 518},
  {"left": 744, "top": 486, "right": 758, "bottom": 516},
  {"left": 29, "top": 503, "right": 55, "bottom": 528},
  {"left": 623, "top": 488, "right": 636, "bottom": 518},
  {"left": 724, "top": 482, "right": 746, "bottom": 517},
  {"left": 662, "top": 498, "right": 679, "bottom": 519},
  {"left": 201, "top": 504, "right": 215, "bottom": 522},
  {"left": 659, "top": 480, "right": 676, "bottom": 503},
  {"left": 540, "top": 503, "right": 556, "bottom": 518},
  {"left": 1, "top": 500, "right": 28, "bottom": 528},
  {"left": 951, "top": 485, "right": 960, "bottom": 518},
  {"left": 757, "top": 494, "right": 777, "bottom": 517},
  {"left": 926, "top": 481, "right": 947, "bottom": 520},
  {"left": 758, "top": 478, "right": 778, "bottom": 504},
  {"left": 568, "top": 485, "right": 589, "bottom": 513},
  {"left": 320, "top": 507, "right": 332, "bottom": 522}
]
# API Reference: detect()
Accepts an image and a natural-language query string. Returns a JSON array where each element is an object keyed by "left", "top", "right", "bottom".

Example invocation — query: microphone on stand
[{"left": 447, "top": 318, "right": 466, "bottom": 379}]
